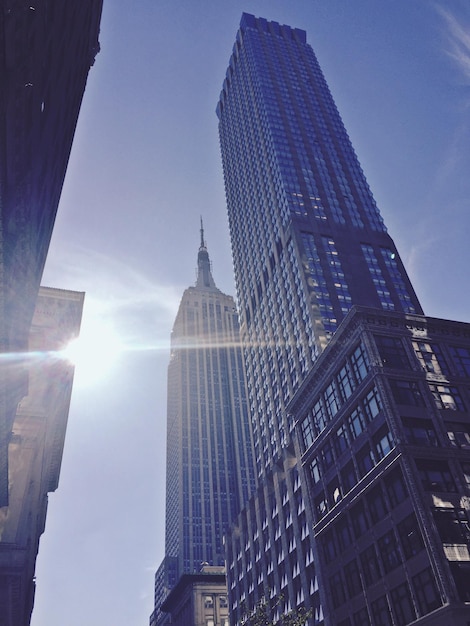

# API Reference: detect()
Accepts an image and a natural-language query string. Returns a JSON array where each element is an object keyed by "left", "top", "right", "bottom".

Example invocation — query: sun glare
[{"left": 61, "top": 313, "right": 123, "bottom": 386}]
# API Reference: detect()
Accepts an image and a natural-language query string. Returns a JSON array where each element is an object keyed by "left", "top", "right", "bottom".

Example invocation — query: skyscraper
[
  {"left": 217, "top": 13, "right": 470, "bottom": 626},
  {"left": 151, "top": 224, "right": 256, "bottom": 626}
]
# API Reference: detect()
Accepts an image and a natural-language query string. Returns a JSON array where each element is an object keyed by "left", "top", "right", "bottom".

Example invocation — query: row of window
[
  {"left": 376, "top": 334, "right": 470, "bottom": 380},
  {"left": 300, "top": 343, "right": 370, "bottom": 449},
  {"left": 337, "top": 569, "right": 441, "bottom": 626}
]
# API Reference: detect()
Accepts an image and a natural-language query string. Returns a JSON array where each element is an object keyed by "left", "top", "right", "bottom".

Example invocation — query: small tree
[{"left": 240, "top": 594, "right": 312, "bottom": 626}]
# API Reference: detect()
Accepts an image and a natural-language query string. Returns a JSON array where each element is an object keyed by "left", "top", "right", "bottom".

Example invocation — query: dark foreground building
[
  {"left": 0, "top": 0, "right": 103, "bottom": 506},
  {"left": 150, "top": 227, "right": 256, "bottom": 626},
  {"left": 217, "top": 13, "right": 470, "bottom": 626}
]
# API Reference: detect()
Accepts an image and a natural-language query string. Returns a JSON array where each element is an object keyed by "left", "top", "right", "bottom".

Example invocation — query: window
[
  {"left": 416, "top": 459, "right": 457, "bottom": 493},
  {"left": 429, "top": 384, "right": 465, "bottom": 411},
  {"left": 314, "top": 490, "right": 328, "bottom": 520},
  {"left": 324, "top": 381, "right": 340, "bottom": 418},
  {"left": 378, "top": 529, "right": 402, "bottom": 572},
  {"left": 341, "top": 461, "right": 357, "bottom": 494},
  {"left": 446, "top": 422, "right": 470, "bottom": 449},
  {"left": 345, "top": 559, "right": 362, "bottom": 598},
  {"left": 351, "top": 502, "right": 369, "bottom": 538},
  {"left": 402, "top": 417, "right": 438, "bottom": 447},
  {"left": 390, "top": 379, "right": 425, "bottom": 407},
  {"left": 321, "top": 440, "right": 335, "bottom": 469},
  {"left": 351, "top": 344, "right": 369, "bottom": 383},
  {"left": 348, "top": 406, "right": 366, "bottom": 439},
  {"left": 357, "top": 443, "right": 375, "bottom": 477},
  {"left": 324, "top": 529, "right": 337, "bottom": 563},
  {"left": 433, "top": 508, "right": 470, "bottom": 544},
  {"left": 366, "top": 485, "right": 388, "bottom": 524},
  {"left": 219, "top": 596, "right": 228, "bottom": 608},
  {"left": 385, "top": 468, "right": 408, "bottom": 508},
  {"left": 462, "top": 462, "right": 470, "bottom": 488},
  {"left": 360, "top": 545, "right": 382, "bottom": 585},
  {"left": 301, "top": 415, "right": 315, "bottom": 448},
  {"left": 329, "top": 571, "right": 346, "bottom": 608},
  {"left": 334, "top": 423, "right": 349, "bottom": 456},
  {"left": 374, "top": 335, "right": 410, "bottom": 369},
  {"left": 397, "top": 513, "right": 424, "bottom": 559},
  {"left": 362, "top": 387, "right": 381, "bottom": 421},
  {"left": 309, "top": 457, "right": 321, "bottom": 484},
  {"left": 327, "top": 477, "right": 342, "bottom": 506},
  {"left": 337, "top": 363, "right": 354, "bottom": 401},
  {"left": 390, "top": 582, "right": 417, "bottom": 626},
  {"left": 371, "top": 594, "right": 392, "bottom": 626},
  {"left": 413, "top": 567, "right": 442, "bottom": 615},
  {"left": 449, "top": 345, "right": 470, "bottom": 377},
  {"left": 353, "top": 607, "right": 371, "bottom": 626},
  {"left": 413, "top": 341, "right": 448, "bottom": 375},
  {"left": 337, "top": 517, "right": 353, "bottom": 550},
  {"left": 374, "top": 426, "right": 394, "bottom": 460},
  {"left": 204, "top": 596, "right": 214, "bottom": 609}
]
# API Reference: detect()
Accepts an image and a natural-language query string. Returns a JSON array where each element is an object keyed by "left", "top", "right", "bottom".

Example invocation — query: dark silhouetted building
[
  {"left": 150, "top": 225, "right": 256, "bottom": 626},
  {"left": 217, "top": 13, "right": 470, "bottom": 626},
  {"left": 0, "top": 0, "right": 103, "bottom": 506}
]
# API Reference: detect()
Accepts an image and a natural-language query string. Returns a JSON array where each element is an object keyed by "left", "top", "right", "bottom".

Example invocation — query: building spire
[{"left": 196, "top": 218, "right": 217, "bottom": 290}]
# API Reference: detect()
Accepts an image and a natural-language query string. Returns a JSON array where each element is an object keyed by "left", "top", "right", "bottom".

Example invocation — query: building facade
[
  {"left": 0, "top": 287, "right": 84, "bottom": 626},
  {"left": 160, "top": 565, "right": 229, "bottom": 626},
  {"left": 217, "top": 13, "right": 470, "bottom": 626},
  {"left": 151, "top": 226, "right": 256, "bottom": 625},
  {"left": 0, "top": 0, "right": 103, "bottom": 506}
]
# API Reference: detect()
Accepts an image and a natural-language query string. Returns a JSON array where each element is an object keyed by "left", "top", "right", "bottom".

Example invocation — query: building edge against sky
[
  {"left": 150, "top": 224, "right": 256, "bottom": 626},
  {"left": 217, "top": 13, "right": 470, "bottom": 626},
  {"left": 0, "top": 1, "right": 103, "bottom": 623}
]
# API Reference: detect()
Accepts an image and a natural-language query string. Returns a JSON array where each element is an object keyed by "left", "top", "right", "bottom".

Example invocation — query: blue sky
[{"left": 32, "top": 2, "right": 470, "bottom": 625}]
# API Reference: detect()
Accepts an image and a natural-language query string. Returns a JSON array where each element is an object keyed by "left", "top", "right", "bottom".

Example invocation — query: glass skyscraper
[
  {"left": 218, "top": 13, "right": 470, "bottom": 626},
  {"left": 151, "top": 225, "right": 256, "bottom": 626},
  {"left": 217, "top": 13, "right": 421, "bottom": 479}
]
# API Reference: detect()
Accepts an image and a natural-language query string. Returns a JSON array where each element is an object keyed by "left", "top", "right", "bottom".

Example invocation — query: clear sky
[{"left": 31, "top": 2, "right": 470, "bottom": 625}]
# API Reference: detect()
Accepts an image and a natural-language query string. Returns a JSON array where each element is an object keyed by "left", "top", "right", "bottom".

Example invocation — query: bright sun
[{"left": 61, "top": 311, "right": 123, "bottom": 387}]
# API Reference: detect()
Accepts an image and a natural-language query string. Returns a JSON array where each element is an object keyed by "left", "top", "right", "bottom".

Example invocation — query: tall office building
[
  {"left": 150, "top": 225, "right": 256, "bottom": 626},
  {"left": 217, "top": 14, "right": 470, "bottom": 626}
]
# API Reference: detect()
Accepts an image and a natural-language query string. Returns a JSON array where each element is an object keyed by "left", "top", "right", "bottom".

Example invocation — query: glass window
[
  {"left": 357, "top": 443, "right": 375, "bottom": 478},
  {"left": 366, "top": 485, "right": 388, "bottom": 524},
  {"left": 322, "top": 440, "right": 335, "bottom": 469},
  {"left": 429, "top": 384, "right": 465, "bottom": 411},
  {"left": 362, "top": 387, "right": 382, "bottom": 422},
  {"left": 351, "top": 343, "right": 369, "bottom": 383},
  {"left": 447, "top": 422, "right": 470, "bottom": 449},
  {"left": 412, "top": 341, "right": 448, "bottom": 375},
  {"left": 335, "top": 423, "right": 349, "bottom": 456},
  {"left": 301, "top": 415, "right": 315, "bottom": 449},
  {"left": 374, "top": 426, "right": 394, "bottom": 460},
  {"left": 360, "top": 544, "right": 381, "bottom": 586},
  {"left": 374, "top": 335, "right": 410, "bottom": 369},
  {"left": 416, "top": 459, "right": 457, "bottom": 493},
  {"left": 390, "top": 379, "right": 425, "bottom": 407},
  {"left": 402, "top": 417, "right": 438, "bottom": 447},
  {"left": 397, "top": 513, "right": 424, "bottom": 559},
  {"left": 204, "top": 595, "right": 214, "bottom": 609},
  {"left": 324, "top": 381, "right": 340, "bottom": 418},
  {"left": 371, "top": 594, "right": 392, "bottom": 626},
  {"left": 329, "top": 571, "right": 346, "bottom": 608},
  {"left": 433, "top": 508, "right": 470, "bottom": 544},
  {"left": 341, "top": 460, "right": 357, "bottom": 494},
  {"left": 348, "top": 406, "right": 366, "bottom": 439},
  {"left": 353, "top": 607, "right": 371, "bottom": 626},
  {"left": 324, "top": 529, "right": 337, "bottom": 563},
  {"left": 413, "top": 567, "right": 442, "bottom": 616},
  {"left": 351, "top": 501, "right": 369, "bottom": 538},
  {"left": 337, "top": 363, "right": 354, "bottom": 401},
  {"left": 314, "top": 490, "right": 328, "bottom": 520},
  {"left": 345, "top": 559, "right": 362, "bottom": 599},
  {"left": 390, "top": 582, "right": 417, "bottom": 626},
  {"left": 385, "top": 468, "right": 408, "bottom": 508},
  {"left": 449, "top": 345, "right": 470, "bottom": 377},
  {"left": 378, "top": 529, "right": 402, "bottom": 572},
  {"left": 309, "top": 457, "right": 321, "bottom": 484}
]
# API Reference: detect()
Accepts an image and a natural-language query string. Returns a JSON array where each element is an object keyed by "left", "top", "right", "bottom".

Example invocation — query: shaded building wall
[
  {"left": 0, "top": 0, "right": 103, "bottom": 505},
  {"left": 0, "top": 286, "right": 84, "bottom": 626}
]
